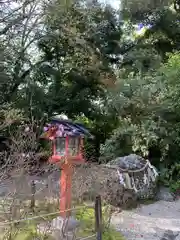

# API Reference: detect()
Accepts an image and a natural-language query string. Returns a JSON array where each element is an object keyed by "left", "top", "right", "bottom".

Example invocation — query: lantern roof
[{"left": 41, "top": 117, "right": 92, "bottom": 139}]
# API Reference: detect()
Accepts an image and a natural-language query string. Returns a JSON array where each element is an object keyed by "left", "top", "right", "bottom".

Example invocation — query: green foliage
[
  {"left": 76, "top": 206, "right": 124, "bottom": 240},
  {"left": 101, "top": 51, "right": 180, "bottom": 177},
  {"left": 170, "top": 180, "right": 180, "bottom": 193},
  {"left": 121, "top": 0, "right": 171, "bottom": 15},
  {"left": 0, "top": 105, "right": 25, "bottom": 136},
  {"left": 32, "top": 1, "right": 121, "bottom": 119},
  {"left": 159, "top": 162, "right": 180, "bottom": 192},
  {"left": 100, "top": 72, "right": 161, "bottom": 162}
]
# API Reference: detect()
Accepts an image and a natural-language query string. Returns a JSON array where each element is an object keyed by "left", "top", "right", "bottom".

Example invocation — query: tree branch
[{"left": 0, "top": 14, "right": 28, "bottom": 36}]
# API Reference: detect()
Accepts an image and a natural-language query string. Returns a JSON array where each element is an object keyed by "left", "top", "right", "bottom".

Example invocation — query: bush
[{"left": 159, "top": 162, "right": 180, "bottom": 193}]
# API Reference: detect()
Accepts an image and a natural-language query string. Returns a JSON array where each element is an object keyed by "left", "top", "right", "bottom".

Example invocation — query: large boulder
[{"left": 106, "top": 154, "right": 159, "bottom": 200}]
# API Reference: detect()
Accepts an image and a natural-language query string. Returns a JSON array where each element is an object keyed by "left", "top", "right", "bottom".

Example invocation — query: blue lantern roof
[{"left": 42, "top": 117, "right": 92, "bottom": 139}]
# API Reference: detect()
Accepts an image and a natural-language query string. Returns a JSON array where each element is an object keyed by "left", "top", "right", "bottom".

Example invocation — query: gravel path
[{"left": 111, "top": 199, "right": 180, "bottom": 240}]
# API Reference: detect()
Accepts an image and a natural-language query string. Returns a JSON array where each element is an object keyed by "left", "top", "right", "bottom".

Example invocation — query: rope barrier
[{"left": 0, "top": 206, "right": 83, "bottom": 226}]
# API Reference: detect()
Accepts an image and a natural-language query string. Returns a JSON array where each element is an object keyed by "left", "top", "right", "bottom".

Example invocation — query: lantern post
[{"left": 41, "top": 118, "right": 91, "bottom": 219}]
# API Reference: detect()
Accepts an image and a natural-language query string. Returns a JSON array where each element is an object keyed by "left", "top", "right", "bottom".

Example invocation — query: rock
[
  {"left": 51, "top": 216, "right": 80, "bottom": 232},
  {"left": 37, "top": 216, "right": 79, "bottom": 240},
  {"left": 156, "top": 187, "right": 175, "bottom": 202},
  {"left": 176, "top": 233, "right": 180, "bottom": 240},
  {"left": 107, "top": 154, "right": 158, "bottom": 200},
  {"left": 72, "top": 163, "right": 137, "bottom": 209},
  {"left": 160, "top": 230, "right": 180, "bottom": 240},
  {"left": 108, "top": 154, "right": 146, "bottom": 170}
]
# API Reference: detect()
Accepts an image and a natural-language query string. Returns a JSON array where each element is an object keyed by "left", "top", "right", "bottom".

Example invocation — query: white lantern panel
[
  {"left": 68, "top": 137, "right": 80, "bottom": 156},
  {"left": 55, "top": 137, "right": 66, "bottom": 155}
]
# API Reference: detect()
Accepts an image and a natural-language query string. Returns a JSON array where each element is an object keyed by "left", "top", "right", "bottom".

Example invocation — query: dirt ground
[{"left": 111, "top": 199, "right": 180, "bottom": 240}]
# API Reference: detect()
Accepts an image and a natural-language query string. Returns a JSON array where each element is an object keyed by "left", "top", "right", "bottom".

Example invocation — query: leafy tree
[
  {"left": 0, "top": 0, "right": 45, "bottom": 107},
  {"left": 116, "top": 0, "right": 180, "bottom": 77},
  {"left": 35, "top": 0, "right": 121, "bottom": 117},
  {"left": 0, "top": 0, "right": 123, "bottom": 161}
]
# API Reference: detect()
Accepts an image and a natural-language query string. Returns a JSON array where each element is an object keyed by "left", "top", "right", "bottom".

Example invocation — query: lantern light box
[
  {"left": 53, "top": 136, "right": 82, "bottom": 162},
  {"left": 42, "top": 118, "right": 92, "bottom": 163},
  {"left": 41, "top": 118, "right": 92, "bottom": 218}
]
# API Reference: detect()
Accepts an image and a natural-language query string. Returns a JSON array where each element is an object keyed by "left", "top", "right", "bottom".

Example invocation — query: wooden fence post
[
  {"left": 30, "top": 180, "right": 36, "bottom": 211},
  {"left": 95, "top": 195, "right": 102, "bottom": 240}
]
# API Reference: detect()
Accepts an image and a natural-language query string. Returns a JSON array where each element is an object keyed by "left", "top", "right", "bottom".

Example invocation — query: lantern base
[{"left": 37, "top": 216, "right": 80, "bottom": 240}]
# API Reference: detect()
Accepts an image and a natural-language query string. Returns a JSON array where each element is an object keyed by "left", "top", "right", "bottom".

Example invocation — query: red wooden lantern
[{"left": 41, "top": 118, "right": 91, "bottom": 218}]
